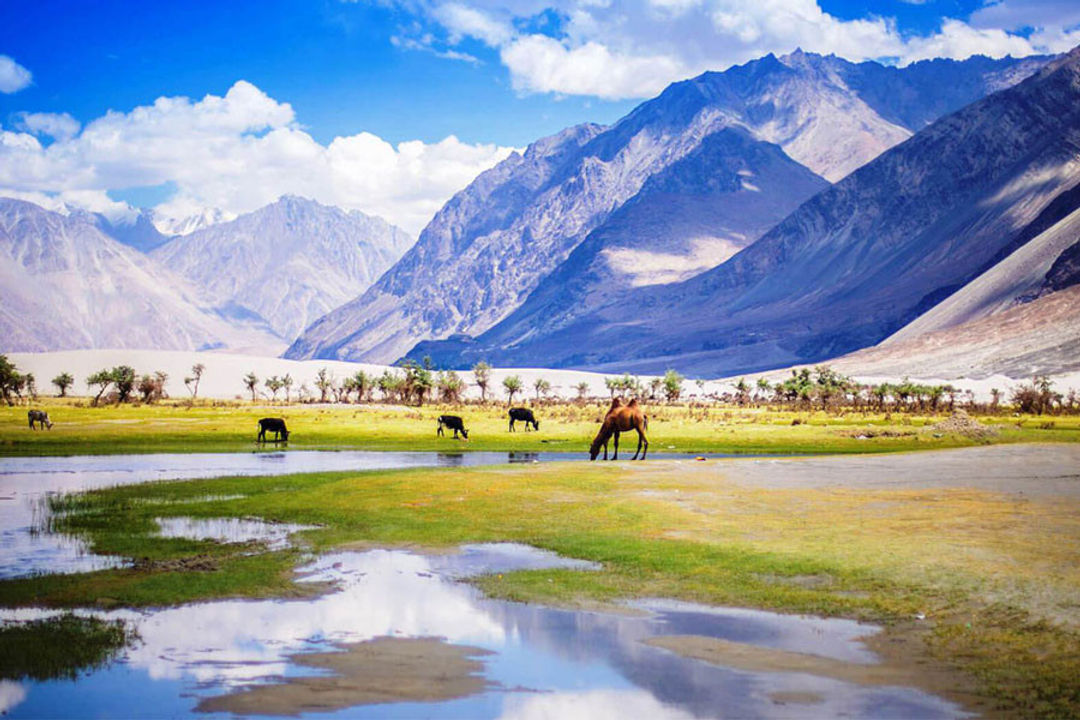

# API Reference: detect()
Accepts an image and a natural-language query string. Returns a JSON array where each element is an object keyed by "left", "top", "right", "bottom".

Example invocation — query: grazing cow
[
  {"left": 437, "top": 415, "right": 469, "bottom": 439},
  {"left": 590, "top": 398, "right": 648, "bottom": 461},
  {"left": 257, "top": 417, "right": 290, "bottom": 443},
  {"left": 27, "top": 410, "right": 53, "bottom": 430},
  {"left": 508, "top": 407, "right": 540, "bottom": 432}
]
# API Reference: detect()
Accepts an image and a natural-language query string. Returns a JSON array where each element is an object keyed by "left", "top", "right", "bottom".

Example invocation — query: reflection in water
[
  {"left": 0, "top": 544, "right": 966, "bottom": 720},
  {"left": 155, "top": 517, "right": 319, "bottom": 552}
]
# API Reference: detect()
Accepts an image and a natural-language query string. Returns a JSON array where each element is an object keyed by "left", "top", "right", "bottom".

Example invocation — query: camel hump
[
  {"left": 627, "top": 398, "right": 639, "bottom": 407},
  {"left": 609, "top": 397, "right": 624, "bottom": 409}
]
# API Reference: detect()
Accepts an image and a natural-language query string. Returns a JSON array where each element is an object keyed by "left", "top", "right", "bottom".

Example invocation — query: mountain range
[
  {"left": 409, "top": 47, "right": 1080, "bottom": 376},
  {"left": 286, "top": 50, "right": 1052, "bottom": 369},
  {"left": 0, "top": 196, "right": 412, "bottom": 353}
]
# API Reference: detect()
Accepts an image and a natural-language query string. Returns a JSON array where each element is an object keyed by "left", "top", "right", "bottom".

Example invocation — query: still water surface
[{"left": 0, "top": 543, "right": 965, "bottom": 719}]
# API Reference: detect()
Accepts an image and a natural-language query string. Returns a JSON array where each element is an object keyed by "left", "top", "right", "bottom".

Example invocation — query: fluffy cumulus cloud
[
  {"left": 0, "top": 81, "right": 516, "bottom": 234},
  {"left": 0, "top": 55, "right": 32, "bottom": 93},
  {"left": 388, "top": 0, "right": 1077, "bottom": 100}
]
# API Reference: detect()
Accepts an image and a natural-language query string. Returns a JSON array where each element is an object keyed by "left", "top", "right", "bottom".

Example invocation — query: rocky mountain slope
[
  {"left": 0, "top": 198, "right": 281, "bottom": 353},
  {"left": 288, "top": 51, "right": 1048, "bottom": 364},
  {"left": 421, "top": 47, "right": 1080, "bottom": 376},
  {"left": 152, "top": 196, "right": 413, "bottom": 342}
]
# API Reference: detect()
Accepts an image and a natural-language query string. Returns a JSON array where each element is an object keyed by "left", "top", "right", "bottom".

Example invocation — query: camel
[{"left": 590, "top": 398, "right": 648, "bottom": 461}]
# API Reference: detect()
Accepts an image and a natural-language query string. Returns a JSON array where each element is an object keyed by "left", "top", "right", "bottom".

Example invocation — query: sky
[{"left": 1, "top": 0, "right": 1078, "bottom": 235}]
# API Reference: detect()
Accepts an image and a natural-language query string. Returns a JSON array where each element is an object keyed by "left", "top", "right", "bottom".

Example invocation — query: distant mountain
[
  {"left": 84, "top": 208, "right": 172, "bottom": 253},
  {"left": 426, "top": 47, "right": 1080, "bottom": 376},
  {"left": 288, "top": 50, "right": 1049, "bottom": 364},
  {"left": 152, "top": 196, "right": 414, "bottom": 342},
  {"left": 152, "top": 207, "right": 234, "bottom": 237},
  {"left": 0, "top": 198, "right": 281, "bottom": 353}
]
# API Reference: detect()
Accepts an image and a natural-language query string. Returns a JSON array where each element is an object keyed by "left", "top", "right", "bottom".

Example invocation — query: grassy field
[
  {"left": 2, "top": 400, "right": 1079, "bottom": 716},
  {"left": 2, "top": 397, "right": 1078, "bottom": 456}
]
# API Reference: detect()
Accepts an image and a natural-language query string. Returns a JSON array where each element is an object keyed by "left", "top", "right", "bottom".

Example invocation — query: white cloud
[
  {"left": 14, "top": 112, "right": 81, "bottom": 141},
  {"left": 900, "top": 18, "right": 1037, "bottom": 64},
  {"left": 0, "top": 81, "right": 516, "bottom": 235},
  {"left": 501, "top": 34, "right": 687, "bottom": 99},
  {"left": 385, "top": 0, "right": 1072, "bottom": 100},
  {"left": 0, "top": 55, "right": 32, "bottom": 93}
]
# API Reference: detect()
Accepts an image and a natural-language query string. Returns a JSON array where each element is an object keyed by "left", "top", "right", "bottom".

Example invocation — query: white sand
[{"left": 8, "top": 349, "right": 1079, "bottom": 403}]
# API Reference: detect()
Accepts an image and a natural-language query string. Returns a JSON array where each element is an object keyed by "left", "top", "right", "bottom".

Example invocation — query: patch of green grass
[
  {"left": 0, "top": 615, "right": 135, "bottom": 681},
  {"left": 2, "top": 399, "right": 1075, "bottom": 457}
]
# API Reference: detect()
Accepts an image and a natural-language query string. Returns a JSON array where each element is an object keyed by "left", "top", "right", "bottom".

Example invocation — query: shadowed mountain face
[
  {"left": 287, "top": 51, "right": 1049, "bottom": 365},
  {"left": 422, "top": 49, "right": 1080, "bottom": 377},
  {"left": 152, "top": 196, "right": 413, "bottom": 343}
]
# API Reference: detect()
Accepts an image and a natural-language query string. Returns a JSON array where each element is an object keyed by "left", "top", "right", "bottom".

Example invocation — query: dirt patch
[
  {"left": 196, "top": 637, "right": 494, "bottom": 715},
  {"left": 837, "top": 427, "right": 916, "bottom": 439},
  {"left": 768, "top": 690, "right": 825, "bottom": 705},
  {"left": 132, "top": 554, "right": 220, "bottom": 573},
  {"left": 929, "top": 410, "right": 1000, "bottom": 440}
]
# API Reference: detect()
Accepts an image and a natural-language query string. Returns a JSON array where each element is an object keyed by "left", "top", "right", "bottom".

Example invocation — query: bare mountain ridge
[
  {"left": 0, "top": 198, "right": 281, "bottom": 353},
  {"left": 151, "top": 195, "right": 414, "bottom": 342},
  {"left": 418, "top": 47, "right": 1080, "bottom": 376},
  {"left": 288, "top": 50, "right": 1049, "bottom": 364}
]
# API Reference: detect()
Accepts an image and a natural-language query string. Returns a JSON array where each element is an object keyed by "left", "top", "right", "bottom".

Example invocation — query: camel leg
[
  {"left": 612, "top": 431, "right": 620, "bottom": 460},
  {"left": 639, "top": 428, "right": 648, "bottom": 460},
  {"left": 631, "top": 430, "right": 641, "bottom": 460}
]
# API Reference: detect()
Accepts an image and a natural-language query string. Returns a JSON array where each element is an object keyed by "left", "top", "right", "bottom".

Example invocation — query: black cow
[
  {"left": 27, "top": 410, "right": 53, "bottom": 430},
  {"left": 437, "top": 415, "right": 468, "bottom": 439},
  {"left": 257, "top": 417, "right": 290, "bottom": 443},
  {"left": 508, "top": 407, "right": 539, "bottom": 432}
]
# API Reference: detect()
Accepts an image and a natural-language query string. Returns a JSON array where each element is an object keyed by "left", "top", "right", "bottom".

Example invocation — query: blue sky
[{"left": 1, "top": 0, "right": 1077, "bottom": 233}]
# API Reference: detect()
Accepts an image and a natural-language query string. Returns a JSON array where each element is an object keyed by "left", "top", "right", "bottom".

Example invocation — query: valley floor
[{"left": 1, "top": 403, "right": 1078, "bottom": 717}]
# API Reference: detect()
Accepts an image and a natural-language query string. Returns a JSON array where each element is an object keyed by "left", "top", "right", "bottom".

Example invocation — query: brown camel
[{"left": 590, "top": 398, "right": 648, "bottom": 461}]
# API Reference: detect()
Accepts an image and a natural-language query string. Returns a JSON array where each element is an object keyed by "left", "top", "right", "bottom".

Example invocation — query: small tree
[
  {"left": 350, "top": 371, "right": 371, "bottom": 403},
  {"left": 472, "top": 361, "right": 491, "bottom": 402},
  {"left": 662, "top": 369, "right": 684, "bottom": 402},
  {"left": 503, "top": 375, "right": 523, "bottom": 405},
  {"left": 113, "top": 366, "right": 136, "bottom": 403},
  {"left": 265, "top": 375, "right": 283, "bottom": 401},
  {"left": 244, "top": 372, "right": 259, "bottom": 402},
  {"left": 23, "top": 373, "right": 37, "bottom": 400},
  {"left": 604, "top": 376, "right": 619, "bottom": 398},
  {"left": 315, "top": 368, "right": 332, "bottom": 403},
  {"left": 575, "top": 381, "right": 590, "bottom": 403},
  {"left": 282, "top": 374, "right": 293, "bottom": 404},
  {"left": 52, "top": 372, "right": 74, "bottom": 398},
  {"left": 0, "top": 355, "right": 21, "bottom": 406},
  {"left": 184, "top": 363, "right": 206, "bottom": 398},
  {"left": 533, "top": 377, "right": 551, "bottom": 401},
  {"left": 138, "top": 372, "right": 168, "bottom": 403},
  {"left": 87, "top": 369, "right": 114, "bottom": 406},
  {"left": 437, "top": 370, "right": 467, "bottom": 403},
  {"left": 377, "top": 370, "right": 402, "bottom": 402}
]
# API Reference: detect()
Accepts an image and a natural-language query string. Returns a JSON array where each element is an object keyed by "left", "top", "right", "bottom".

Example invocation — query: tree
[
  {"left": 349, "top": 371, "right": 371, "bottom": 403},
  {"left": 265, "top": 375, "right": 283, "bottom": 401},
  {"left": 1011, "top": 376, "right": 1058, "bottom": 415},
  {"left": 138, "top": 371, "right": 168, "bottom": 403},
  {"left": 604, "top": 376, "right": 620, "bottom": 398},
  {"left": 756, "top": 377, "right": 771, "bottom": 403},
  {"left": 282, "top": 374, "right": 293, "bottom": 404},
  {"left": 472, "top": 361, "right": 492, "bottom": 402},
  {"left": 244, "top": 372, "right": 259, "bottom": 402},
  {"left": 23, "top": 373, "right": 37, "bottom": 400},
  {"left": 503, "top": 375, "right": 523, "bottom": 404},
  {"left": 533, "top": 377, "right": 551, "bottom": 401},
  {"left": 437, "top": 370, "right": 466, "bottom": 403},
  {"left": 314, "top": 368, "right": 332, "bottom": 403},
  {"left": 662, "top": 369, "right": 684, "bottom": 402},
  {"left": 52, "top": 372, "right": 74, "bottom": 398},
  {"left": 648, "top": 377, "right": 663, "bottom": 400},
  {"left": 401, "top": 360, "right": 433, "bottom": 405},
  {"left": 184, "top": 363, "right": 206, "bottom": 398},
  {"left": 575, "top": 381, "right": 590, "bottom": 403},
  {"left": 734, "top": 378, "right": 751, "bottom": 406},
  {"left": 0, "top": 355, "right": 22, "bottom": 406},
  {"left": 113, "top": 366, "right": 136, "bottom": 403},
  {"left": 377, "top": 370, "right": 402, "bottom": 402},
  {"left": 87, "top": 369, "right": 114, "bottom": 406}
]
